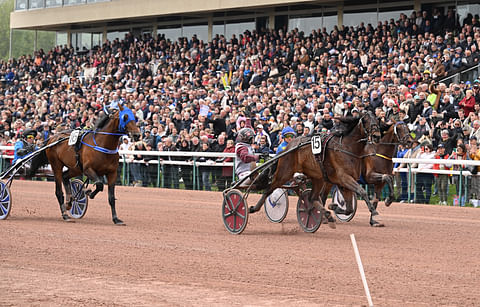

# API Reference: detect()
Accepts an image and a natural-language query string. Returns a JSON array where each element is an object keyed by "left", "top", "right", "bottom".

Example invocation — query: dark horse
[
  {"left": 249, "top": 112, "right": 382, "bottom": 227},
  {"left": 28, "top": 105, "right": 140, "bottom": 224},
  {"left": 329, "top": 120, "right": 414, "bottom": 226}
]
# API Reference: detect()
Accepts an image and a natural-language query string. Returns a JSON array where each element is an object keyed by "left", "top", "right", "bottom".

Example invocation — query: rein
[
  {"left": 80, "top": 131, "right": 125, "bottom": 155},
  {"left": 80, "top": 107, "right": 136, "bottom": 155}
]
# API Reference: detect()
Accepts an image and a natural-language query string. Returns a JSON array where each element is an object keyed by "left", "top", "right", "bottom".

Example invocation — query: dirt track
[{"left": 1, "top": 180, "right": 480, "bottom": 306}]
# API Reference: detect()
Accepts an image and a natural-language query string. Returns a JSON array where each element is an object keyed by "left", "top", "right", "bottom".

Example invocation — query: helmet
[
  {"left": 23, "top": 129, "right": 37, "bottom": 139},
  {"left": 281, "top": 126, "right": 296, "bottom": 138},
  {"left": 236, "top": 128, "right": 255, "bottom": 144}
]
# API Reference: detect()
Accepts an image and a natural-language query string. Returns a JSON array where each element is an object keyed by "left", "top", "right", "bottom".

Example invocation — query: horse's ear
[
  {"left": 391, "top": 117, "right": 397, "bottom": 124},
  {"left": 118, "top": 104, "right": 124, "bottom": 111}
]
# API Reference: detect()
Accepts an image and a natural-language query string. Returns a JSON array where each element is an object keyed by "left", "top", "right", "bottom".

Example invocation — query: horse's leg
[
  {"left": 311, "top": 181, "right": 335, "bottom": 229},
  {"left": 339, "top": 176, "right": 379, "bottom": 218},
  {"left": 331, "top": 187, "right": 355, "bottom": 216},
  {"left": 62, "top": 170, "right": 75, "bottom": 210},
  {"left": 383, "top": 174, "right": 395, "bottom": 207},
  {"left": 249, "top": 162, "right": 292, "bottom": 213},
  {"left": 52, "top": 166, "right": 72, "bottom": 222},
  {"left": 84, "top": 168, "right": 104, "bottom": 200},
  {"left": 249, "top": 188, "right": 273, "bottom": 213},
  {"left": 107, "top": 171, "right": 124, "bottom": 225}
]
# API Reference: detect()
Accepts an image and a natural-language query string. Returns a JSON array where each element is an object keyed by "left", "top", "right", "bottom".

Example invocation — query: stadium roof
[{"left": 11, "top": 0, "right": 341, "bottom": 31}]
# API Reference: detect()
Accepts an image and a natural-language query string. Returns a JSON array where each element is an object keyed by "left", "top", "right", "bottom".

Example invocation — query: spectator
[
  {"left": 446, "top": 143, "right": 472, "bottom": 198},
  {"left": 416, "top": 143, "right": 436, "bottom": 204},
  {"left": 161, "top": 137, "right": 179, "bottom": 189},
  {"left": 177, "top": 138, "right": 193, "bottom": 190},
  {"left": 433, "top": 144, "right": 450, "bottom": 205},
  {"left": 217, "top": 139, "right": 235, "bottom": 191},
  {"left": 459, "top": 89, "right": 476, "bottom": 116},
  {"left": 131, "top": 141, "right": 148, "bottom": 187},
  {"left": 197, "top": 141, "right": 213, "bottom": 191}
]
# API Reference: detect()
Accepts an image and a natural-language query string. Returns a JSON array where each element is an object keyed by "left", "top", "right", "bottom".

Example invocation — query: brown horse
[
  {"left": 330, "top": 120, "right": 414, "bottom": 226},
  {"left": 29, "top": 105, "right": 140, "bottom": 224},
  {"left": 249, "top": 112, "right": 382, "bottom": 227}
]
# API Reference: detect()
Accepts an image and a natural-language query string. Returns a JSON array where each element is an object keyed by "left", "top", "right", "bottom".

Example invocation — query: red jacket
[
  {"left": 459, "top": 96, "right": 476, "bottom": 116},
  {"left": 222, "top": 146, "right": 235, "bottom": 177}
]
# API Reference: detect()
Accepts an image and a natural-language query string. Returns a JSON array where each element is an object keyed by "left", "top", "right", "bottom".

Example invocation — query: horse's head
[
  {"left": 360, "top": 111, "right": 381, "bottom": 143},
  {"left": 116, "top": 105, "right": 141, "bottom": 141},
  {"left": 392, "top": 120, "right": 414, "bottom": 148}
]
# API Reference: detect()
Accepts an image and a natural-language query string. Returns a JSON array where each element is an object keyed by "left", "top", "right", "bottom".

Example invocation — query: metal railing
[
  {"left": 1, "top": 146, "right": 480, "bottom": 205},
  {"left": 438, "top": 63, "right": 480, "bottom": 86}
]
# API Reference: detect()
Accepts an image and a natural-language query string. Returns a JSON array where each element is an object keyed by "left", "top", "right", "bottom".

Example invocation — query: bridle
[
  {"left": 378, "top": 121, "right": 411, "bottom": 146},
  {"left": 359, "top": 112, "right": 381, "bottom": 144}
]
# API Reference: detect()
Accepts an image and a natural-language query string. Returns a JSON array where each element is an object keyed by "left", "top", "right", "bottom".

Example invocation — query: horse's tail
[
  {"left": 27, "top": 147, "right": 49, "bottom": 178},
  {"left": 254, "top": 159, "right": 278, "bottom": 191}
]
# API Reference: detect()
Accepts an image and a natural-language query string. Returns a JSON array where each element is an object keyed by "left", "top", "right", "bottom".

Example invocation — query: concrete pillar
[
  {"left": 34, "top": 30, "right": 37, "bottom": 53},
  {"left": 268, "top": 11, "right": 275, "bottom": 30},
  {"left": 67, "top": 30, "right": 72, "bottom": 48},
  {"left": 153, "top": 24, "right": 158, "bottom": 39},
  {"left": 414, "top": 0, "right": 421, "bottom": 12},
  {"left": 8, "top": 28, "right": 12, "bottom": 59},
  {"left": 208, "top": 15, "right": 213, "bottom": 42},
  {"left": 102, "top": 27, "right": 108, "bottom": 43},
  {"left": 337, "top": 4, "right": 344, "bottom": 30}
]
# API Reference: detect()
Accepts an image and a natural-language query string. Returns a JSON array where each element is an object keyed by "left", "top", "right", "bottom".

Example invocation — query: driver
[
  {"left": 276, "top": 126, "right": 305, "bottom": 182},
  {"left": 235, "top": 127, "right": 259, "bottom": 185},
  {"left": 276, "top": 126, "right": 295, "bottom": 154},
  {"left": 13, "top": 129, "right": 37, "bottom": 164}
]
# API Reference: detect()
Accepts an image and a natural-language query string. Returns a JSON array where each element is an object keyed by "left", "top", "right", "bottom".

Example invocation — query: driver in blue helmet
[
  {"left": 276, "top": 126, "right": 306, "bottom": 182},
  {"left": 13, "top": 129, "right": 38, "bottom": 164},
  {"left": 276, "top": 126, "right": 296, "bottom": 154}
]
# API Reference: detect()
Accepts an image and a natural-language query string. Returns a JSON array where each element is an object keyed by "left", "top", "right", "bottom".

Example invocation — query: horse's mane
[
  {"left": 94, "top": 113, "right": 112, "bottom": 130},
  {"left": 337, "top": 116, "right": 361, "bottom": 135}
]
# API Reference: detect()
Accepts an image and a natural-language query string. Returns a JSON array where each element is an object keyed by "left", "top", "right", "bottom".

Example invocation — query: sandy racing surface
[{"left": 2, "top": 180, "right": 480, "bottom": 306}]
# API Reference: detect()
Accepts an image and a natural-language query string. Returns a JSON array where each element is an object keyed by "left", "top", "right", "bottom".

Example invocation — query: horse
[
  {"left": 28, "top": 105, "right": 140, "bottom": 225},
  {"left": 329, "top": 120, "right": 414, "bottom": 226},
  {"left": 248, "top": 111, "right": 382, "bottom": 228}
]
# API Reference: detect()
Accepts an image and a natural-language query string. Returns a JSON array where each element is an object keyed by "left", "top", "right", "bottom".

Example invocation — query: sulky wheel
[
  {"left": 222, "top": 189, "right": 248, "bottom": 234},
  {"left": 69, "top": 178, "right": 88, "bottom": 219},
  {"left": 0, "top": 181, "right": 12, "bottom": 220},
  {"left": 296, "top": 189, "right": 322, "bottom": 233},
  {"left": 332, "top": 186, "right": 357, "bottom": 222},
  {"left": 264, "top": 188, "right": 289, "bottom": 223}
]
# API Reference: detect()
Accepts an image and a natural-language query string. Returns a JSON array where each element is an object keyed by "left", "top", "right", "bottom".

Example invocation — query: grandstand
[
  {"left": 2, "top": 0, "right": 480, "bottom": 205},
  {"left": 10, "top": 1, "right": 480, "bottom": 50}
]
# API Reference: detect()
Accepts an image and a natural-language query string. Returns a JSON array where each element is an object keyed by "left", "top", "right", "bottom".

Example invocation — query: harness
[{"left": 75, "top": 108, "right": 137, "bottom": 169}]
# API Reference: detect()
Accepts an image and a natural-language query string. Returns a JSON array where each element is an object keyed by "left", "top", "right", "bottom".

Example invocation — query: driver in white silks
[{"left": 235, "top": 128, "right": 260, "bottom": 187}]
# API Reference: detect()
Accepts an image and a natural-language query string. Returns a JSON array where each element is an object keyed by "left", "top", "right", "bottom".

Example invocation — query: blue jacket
[{"left": 276, "top": 140, "right": 289, "bottom": 154}]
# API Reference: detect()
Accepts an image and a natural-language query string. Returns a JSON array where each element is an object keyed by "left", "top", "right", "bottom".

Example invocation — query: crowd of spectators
[{"left": 1, "top": 9, "right": 480, "bottom": 198}]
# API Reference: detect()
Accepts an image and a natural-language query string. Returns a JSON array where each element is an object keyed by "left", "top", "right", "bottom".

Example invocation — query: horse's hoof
[
  {"left": 62, "top": 215, "right": 75, "bottom": 223},
  {"left": 328, "top": 203, "right": 338, "bottom": 211},
  {"left": 328, "top": 220, "right": 336, "bottom": 229},
  {"left": 249, "top": 206, "right": 256, "bottom": 213},
  {"left": 85, "top": 189, "right": 92, "bottom": 196},
  {"left": 370, "top": 220, "right": 385, "bottom": 227},
  {"left": 114, "top": 219, "right": 126, "bottom": 226},
  {"left": 385, "top": 197, "right": 393, "bottom": 207}
]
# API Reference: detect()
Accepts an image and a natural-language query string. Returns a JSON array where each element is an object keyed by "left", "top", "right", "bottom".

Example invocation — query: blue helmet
[{"left": 281, "top": 126, "right": 296, "bottom": 138}]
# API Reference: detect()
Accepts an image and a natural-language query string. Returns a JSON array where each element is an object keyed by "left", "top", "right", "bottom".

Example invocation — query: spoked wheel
[
  {"left": 296, "top": 189, "right": 322, "bottom": 233},
  {"left": 332, "top": 186, "right": 357, "bottom": 222},
  {"left": 222, "top": 189, "right": 248, "bottom": 234},
  {"left": 0, "top": 181, "right": 12, "bottom": 220},
  {"left": 69, "top": 179, "right": 88, "bottom": 219},
  {"left": 264, "top": 188, "right": 289, "bottom": 223}
]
